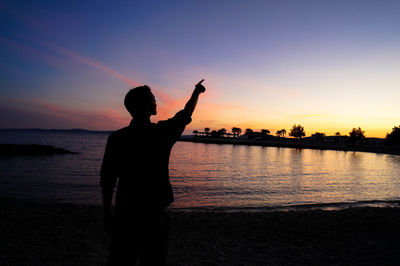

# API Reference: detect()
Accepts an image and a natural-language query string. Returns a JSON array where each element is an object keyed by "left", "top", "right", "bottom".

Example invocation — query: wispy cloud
[
  {"left": 46, "top": 44, "right": 194, "bottom": 121},
  {"left": 0, "top": 35, "right": 195, "bottom": 124},
  {"left": 26, "top": 98, "right": 129, "bottom": 130},
  {"left": 48, "top": 44, "right": 140, "bottom": 87},
  {"left": 0, "top": 36, "right": 66, "bottom": 68}
]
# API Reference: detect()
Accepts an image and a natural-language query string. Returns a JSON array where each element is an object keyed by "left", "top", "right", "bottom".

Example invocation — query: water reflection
[
  {"left": 1, "top": 130, "right": 400, "bottom": 209},
  {"left": 170, "top": 142, "right": 400, "bottom": 209}
]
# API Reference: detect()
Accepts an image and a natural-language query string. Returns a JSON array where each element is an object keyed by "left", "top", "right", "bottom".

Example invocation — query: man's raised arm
[{"left": 184, "top": 79, "right": 206, "bottom": 116}]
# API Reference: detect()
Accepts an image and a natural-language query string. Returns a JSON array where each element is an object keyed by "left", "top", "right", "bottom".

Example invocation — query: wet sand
[{"left": 1, "top": 198, "right": 400, "bottom": 265}]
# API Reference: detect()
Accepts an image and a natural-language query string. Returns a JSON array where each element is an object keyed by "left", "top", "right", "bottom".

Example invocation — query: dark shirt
[{"left": 100, "top": 110, "right": 191, "bottom": 213}]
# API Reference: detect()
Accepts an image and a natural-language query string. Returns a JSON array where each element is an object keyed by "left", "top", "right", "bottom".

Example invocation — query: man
[{"left": 100, "top": 80, "right": 206, "bottom": 265}]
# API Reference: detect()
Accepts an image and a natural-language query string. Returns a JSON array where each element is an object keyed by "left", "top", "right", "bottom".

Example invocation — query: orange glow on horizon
[
  {"left": 1, "top": 39, "right": 397, "bottom": 138},
  {"left": 186, "top": 120, "right": 395, "bottom": 139}
]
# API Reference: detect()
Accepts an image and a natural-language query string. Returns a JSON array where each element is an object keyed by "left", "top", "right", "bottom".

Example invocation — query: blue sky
[{"left": 1, "top": 0, "right": 400, "bottom": 136}]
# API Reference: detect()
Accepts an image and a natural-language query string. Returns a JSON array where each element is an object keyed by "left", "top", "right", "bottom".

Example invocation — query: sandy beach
[{"left": 2, "top": 198, "right": 400, "bottom": 265}]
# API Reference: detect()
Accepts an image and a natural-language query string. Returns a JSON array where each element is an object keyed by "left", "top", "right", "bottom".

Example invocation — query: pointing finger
[{"left": 196, "top": 79, "right": 204, "bottom": 86}]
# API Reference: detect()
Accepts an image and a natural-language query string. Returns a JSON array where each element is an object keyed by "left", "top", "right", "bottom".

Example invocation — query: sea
[{"left": 1, "top": 129, "right": 400, "bottom": 211}]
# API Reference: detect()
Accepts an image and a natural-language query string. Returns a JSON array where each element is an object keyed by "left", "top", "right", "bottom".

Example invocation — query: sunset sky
[{"left": 1, "top": 0, "right": 399, "bottom": 137}]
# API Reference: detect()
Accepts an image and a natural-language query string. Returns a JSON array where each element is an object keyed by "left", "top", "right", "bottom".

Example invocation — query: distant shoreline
[
  {"left": 0, "top": 144, "right": 78, "bottom": 155},
  {"left": 179, "top": 136, "right": 400, "bottom": 156},
  {"left": 0, "top": 128, "right": 113, "bottom": 134},
  {"left": 2, "top": 128, "right": 399, "bottom": 156}
]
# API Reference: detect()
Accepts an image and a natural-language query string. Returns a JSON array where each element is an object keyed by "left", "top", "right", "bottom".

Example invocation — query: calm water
[{"left": 1, "top": 130, "right": 400, "bottom": 210}]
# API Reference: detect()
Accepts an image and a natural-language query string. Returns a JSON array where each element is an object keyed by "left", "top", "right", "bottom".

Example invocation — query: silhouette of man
[{"left": 100, "top": 80, "right": 206, "bottom": 265}]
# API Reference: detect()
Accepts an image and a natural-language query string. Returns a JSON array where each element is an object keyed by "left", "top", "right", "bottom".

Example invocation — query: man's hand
[
  {"left": 194, "top": 79, "right": 206, "bottom": 94},
  {"left": 103, "top": 211, "right": 113, "bottom": 233},
  {"left": 184, "top": 79, "right": 206, "bottom": 116}
]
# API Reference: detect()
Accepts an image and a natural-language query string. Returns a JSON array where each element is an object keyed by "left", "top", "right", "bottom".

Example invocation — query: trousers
[{"left": 107, "top": 210, "right": 169, "bottom": 266}]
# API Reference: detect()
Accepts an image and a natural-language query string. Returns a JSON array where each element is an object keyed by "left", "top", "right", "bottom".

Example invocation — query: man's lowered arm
[
  {"left": 101, "top": 184, "right": 114, "bottom": 232},
  {"left": 100, "top": 137, "right": 117, "bottom": 233}
]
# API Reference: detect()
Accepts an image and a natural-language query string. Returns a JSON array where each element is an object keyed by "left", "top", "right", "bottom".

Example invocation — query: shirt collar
[{"left": 129, "top": 117, "right": 151, "bottom": 127}]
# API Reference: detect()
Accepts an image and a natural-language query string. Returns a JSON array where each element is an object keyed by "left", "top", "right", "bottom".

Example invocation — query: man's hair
[{"left": 124, "top": 85, "right": 153, "bottom": 116}]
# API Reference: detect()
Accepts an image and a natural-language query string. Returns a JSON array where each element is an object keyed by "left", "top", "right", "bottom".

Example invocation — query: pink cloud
[
  {"left": 1, "top": 35, "right": 249, "bottom": 130},
  {"left": 0, "top": 36, "right": 67, "bottom": 69},
  {"left": 0, "top": 37, "right": 201, "bottom": 128},
  {"left": 25, "top": 98, "right": 129, "bottom": 130},
  {"left": 47, "top": 44, "right": 193, "bottom": 122},
  {"left": 48, "top": 44, "right": 140, "bottom": 87},
  {"left": 151, "top": 89, "right": 186, "bottom": 120}
]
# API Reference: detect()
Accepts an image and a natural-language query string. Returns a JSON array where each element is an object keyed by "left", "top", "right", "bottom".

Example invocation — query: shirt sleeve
[
  {"left": 100, "top": 135, "right": 118, "bottom": 188},
  {"left": 157, "top": 109, "right": 192, "bottom": 141}
]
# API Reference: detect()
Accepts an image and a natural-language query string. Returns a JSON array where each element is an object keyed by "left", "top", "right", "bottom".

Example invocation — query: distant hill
[
  {"left": 0, "top": 128, "right": 114, "bottom": 134},
  {"left": 0, "top": 144, "right": 78, "bottom": 155}
]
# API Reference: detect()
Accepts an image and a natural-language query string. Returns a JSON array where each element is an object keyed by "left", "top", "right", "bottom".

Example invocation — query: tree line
[
  {"left": 193, "top": 125, "right": 305, "bottom": 139},
  {"left": 192, "top": 124, "right": 400, "bottom": 146}
]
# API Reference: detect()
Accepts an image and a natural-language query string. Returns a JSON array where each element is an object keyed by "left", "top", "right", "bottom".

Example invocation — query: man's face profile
[
  {"left": 150, "top": 93, "right": 157, "bottom": 115},
  {"left": 124, "top": 86, "right": 157, "bottom": 117}
]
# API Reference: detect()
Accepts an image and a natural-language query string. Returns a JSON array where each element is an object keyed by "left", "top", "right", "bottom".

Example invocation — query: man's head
[{"left": 124, "top": 85, "right": 157, "bottom": 117}]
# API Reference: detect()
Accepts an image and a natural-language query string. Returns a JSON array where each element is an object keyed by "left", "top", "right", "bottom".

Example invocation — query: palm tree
[
  {"left": 349, "top": 127, "right": 365, "bottom": 144},
  {"left": 385, "top": 125, "right": 400, "bottom": 146},
  {"left": 281, "top": 129, "right": 287, "bottom": 138},
  {"left": 210, "top": 130, "right": 219, "bottom": 138},
  {"left": 289, "top": 124, "right": 305, "bottom": 139},
  {"left": 231, "top": 127, "right": 242, "bottom": 138},
  {"left": 276, "top": 129, "right": 287, "bottom": 138},
  {"left": 314, "top": 132, "right": 326, "bottom": 143},
  {"left": 261, "top": 129, "right": 270, "bottom": 136},
  {"left": 245, "top": 128, "right": 253, "bottom": 139},
  {"left": 218, "top": 128, "right": 227, "bottom": 137}
]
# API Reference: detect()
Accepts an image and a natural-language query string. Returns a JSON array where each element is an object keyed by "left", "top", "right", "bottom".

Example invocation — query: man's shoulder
[
  {"left": 156, "top": 110, "right": 191, "bottom": 127},
  {"left": 108, "top": 126, "right": 131, "bottom": 139},
  {"left": 156, "top": 119, "right": 168, "bottom": 127}
]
